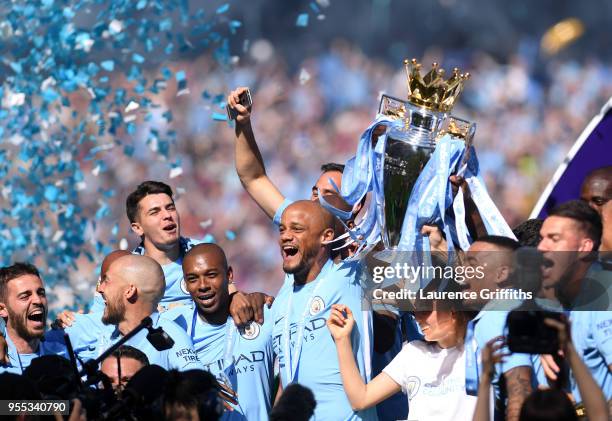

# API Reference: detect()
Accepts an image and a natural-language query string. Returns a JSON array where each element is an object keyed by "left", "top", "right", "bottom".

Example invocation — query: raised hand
[{"left": 327, "top": 304, "right": 355, "bottom": 342}]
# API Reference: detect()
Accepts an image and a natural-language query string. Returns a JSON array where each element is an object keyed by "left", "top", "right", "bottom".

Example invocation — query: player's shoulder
[{"left": 156, "top": 313, "right": 193, "bottom": 342}]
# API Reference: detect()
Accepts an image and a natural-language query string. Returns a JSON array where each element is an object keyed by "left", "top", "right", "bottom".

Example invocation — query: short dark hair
[
  {"left": 320, "top": 163, "right": 345, "bottom": 174},
  {"left": 474, "top": 235, "right": 521, "bottom": 251},
  {"left": 107, "top": 345, "right": 150, "bottom": 367},
  {"left": 163, "top": 369, "right": 222, "bottom": 421},
  {"left": 126, "top": 181, "right": 174, "bottom": 223},
  {"left": 0, "top": 262, "right": 40, "bottom": 301},
  {"left": 519, "top": 389, "right": 577, "bottom": 421},
  {"left": 549, "top": 200, "right": 602, "bottom": 250},
  {"left": 512, "top": 219, "right": 544, "bottom": 247}
]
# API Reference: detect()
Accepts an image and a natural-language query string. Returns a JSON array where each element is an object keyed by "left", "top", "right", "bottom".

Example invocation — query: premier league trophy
[
  {"left": 322, "top": 57, "right": 514, "bottom": 265},
  {"left": 379, "top": 59, "right": 472, "bottom": 250}
]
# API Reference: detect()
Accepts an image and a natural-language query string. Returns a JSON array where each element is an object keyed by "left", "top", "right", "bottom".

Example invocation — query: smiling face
[
  {"left": 279, "top": 202, "right": 334, "bottom": 278},
  {"left": 182, "top": 245, "right": 231, "bottom": 317},
  {"left": 0, "top": 274, "right": 48, "bottom": 341},
  {"left": 130, "top": 193, "right": 180, "bottom": 251},
  {"left": 414, "top": 306, "right": 456, "bottom": 345}
]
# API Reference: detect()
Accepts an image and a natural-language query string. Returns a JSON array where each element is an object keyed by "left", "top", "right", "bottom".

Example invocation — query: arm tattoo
[{"left": 504, "top": 366, "right": 532, "bottom": 421}]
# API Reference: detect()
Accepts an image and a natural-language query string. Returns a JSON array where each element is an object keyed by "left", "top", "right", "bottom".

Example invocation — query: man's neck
[
  {"left": 7, "top": 327, "right": 40, "bottom": 354},
  {"left": 294, "top": 253, "right": 330, "bottom": 285},
  {"left": 117, "top": 306, "right": 154, "bottom": 336},
  {"left": 143, "top": 238, "right": 180, "bottom": 265},
  {"left": 197, "top": 305, "right": 230, "bottom": 326}
]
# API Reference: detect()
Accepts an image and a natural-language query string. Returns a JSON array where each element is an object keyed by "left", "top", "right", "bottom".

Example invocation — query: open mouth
[
  {"left": 197, "top": 292, "right": 216, "bottom": 307},
  {"left": 282, "top": 245, "right": 299, "bottom": 258},
  {"left": 163, "top": 223, "right": 177, "bottom": 232},
  {"left": 27, "top": 310, "right": 45, "bottom": 325}
]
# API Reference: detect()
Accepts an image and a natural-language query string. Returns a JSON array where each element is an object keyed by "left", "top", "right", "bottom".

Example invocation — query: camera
[
  {"left": 226, "top": 89, "right": 252, "bottom": 120},
  {"left": 506, "top": 303, "right": 563, "bottom": 355}
]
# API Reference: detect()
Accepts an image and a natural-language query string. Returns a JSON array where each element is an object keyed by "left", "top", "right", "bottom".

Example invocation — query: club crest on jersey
[
  {"left": 309, "top": 296, "right": 325, "bottom": 316},
  {"left": 180, "top": 278, "right": 189, "bottom": 294},
  {"left": 405, "top": 376, "right": 421, "bottom": 400},
  {"left": 240, "top": 321, "right": 260, "bottom": 340}
]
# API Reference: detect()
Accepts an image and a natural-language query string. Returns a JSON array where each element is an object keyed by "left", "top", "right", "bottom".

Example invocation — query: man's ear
[
  {"left": 0, "top": 302, "right": 8, "bottom": 319},
  {"left": 131, "top": 221, "right": 144, "bottom": 237},
  {"left": 227, "top": 266, "right": 234, "bottom": 283},
  {"left": 125, "top": 285, "right": 138, "bottom": 303},
  {"left": 578, "top": 237, "right": 595, "bottom": 253},
  {"left": 494, "top": 265, "right": 510, "bottom": 286},
  {"left": 577, "top": 237, "right": 595, "bottom": 260},
  {"left": 322, "top": 227, "right": 335, "bottom": 244}
]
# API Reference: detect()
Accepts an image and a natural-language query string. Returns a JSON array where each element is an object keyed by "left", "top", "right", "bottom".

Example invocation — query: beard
[
  {"left": 102, "top": 298, "right": 126, "bottom": 325},
  {"left": 7, "top": 306, "right": 45, "bottom": 342}
]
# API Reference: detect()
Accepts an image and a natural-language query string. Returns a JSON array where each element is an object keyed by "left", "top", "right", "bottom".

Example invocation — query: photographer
[
  {"left": 473, "top": 317, "right": 608, "bottom": 421},
  {"left": 101, "top": 345, "right": 149, "bottom": 393}
]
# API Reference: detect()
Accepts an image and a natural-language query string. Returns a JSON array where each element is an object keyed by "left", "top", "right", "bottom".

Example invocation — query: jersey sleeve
[
  {"left": 273, "top": 198, "right": 293, "bottom": 226},
  {"left": 162, "top": 320, "right": 204, "bottom": 371}
]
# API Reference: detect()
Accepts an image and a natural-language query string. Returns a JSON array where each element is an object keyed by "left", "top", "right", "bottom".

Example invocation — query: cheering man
[
  {"left": 0, "top": 263, "right": 67, "bottom": 374},
  {"left": 163, "top": 243, "right": 275, "bottom": 420},
  {"left": 271, "top": 200, "right": 377, "bottom": 421}
]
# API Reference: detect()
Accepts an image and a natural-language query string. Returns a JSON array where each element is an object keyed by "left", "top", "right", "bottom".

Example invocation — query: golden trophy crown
[{"left": 404, "top": 58, "right": 470, "bottom": 113}]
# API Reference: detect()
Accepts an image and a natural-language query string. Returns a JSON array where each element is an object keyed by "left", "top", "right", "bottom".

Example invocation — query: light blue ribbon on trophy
[
  {"left": 320, "top": 115, "right": 395, "bottom": 260},
  {"left": 461, "top": 147, "right": 517, "bottom": 240}
]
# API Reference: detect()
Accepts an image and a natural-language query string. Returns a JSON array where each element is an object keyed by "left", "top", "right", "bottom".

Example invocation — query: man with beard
[
  {"left": 53, "top": 254, "right": 202, "bottom": 370},
  {"left": 0, "top": 263, "right": 68, "bottom": 374},
  {"left": 271, "top": 200, "right": 377, "bottom": 421},
  {"left": 536, "top": 200, "right": 612, "bottom": 408},
  {"left": 461, "top": 236, "right": 536, "bottom": 421},
  {"left": 162, "top": 243, "right": 274, "bottom": 420}
]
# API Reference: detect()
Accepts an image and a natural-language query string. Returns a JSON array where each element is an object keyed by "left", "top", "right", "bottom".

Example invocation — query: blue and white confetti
[{"left": 0, "top": 0, "right": 240, "bottom": 309}]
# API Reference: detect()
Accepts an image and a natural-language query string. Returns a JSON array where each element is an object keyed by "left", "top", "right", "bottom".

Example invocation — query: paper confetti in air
[
  {"left": 169, "top": 166, "right": 183, "bottom": 178},
  {"left": 0, "top": 0, "right": 240, "bottom": 309},
  {"left": 199, "top": 219, "right": 213, "bottom": 229},
  {"left": 296, "top": 13, "right": 309, "bottom": 27},
  {"left": 299, "top": 68, "right": 311, "bottom": 85}
]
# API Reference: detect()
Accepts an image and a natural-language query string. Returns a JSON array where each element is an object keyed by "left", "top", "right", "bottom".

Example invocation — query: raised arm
[
  {"left": 227, "top": 87, "right": 285, "bottom": 220},
  {"left": 545, "top": 318, "right": 608, "bottom": 421},
  {"left": 473, "top": 336, "right": 507, "bottom": 421},
  {"left": 327, "top": 304, "right": 401, "bottom": 411}
]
